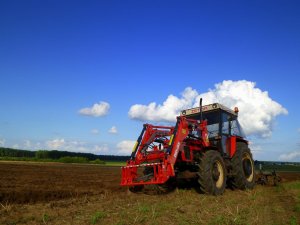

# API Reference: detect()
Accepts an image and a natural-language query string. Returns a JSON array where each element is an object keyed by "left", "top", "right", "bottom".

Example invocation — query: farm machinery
[
  {"left": 256, "top": 163, "right": 282, "bottom": 186},
  {"left": 256, "top": 170, "right": 281, "bottom": 186},
  {"left": 121, "top": 99, "right": 255, "bottom": 195}
]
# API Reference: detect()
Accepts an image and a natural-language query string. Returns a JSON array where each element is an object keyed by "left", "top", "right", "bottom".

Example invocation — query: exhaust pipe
[{"left": 199, "top": 98, "right": 203, "bottom": 122}]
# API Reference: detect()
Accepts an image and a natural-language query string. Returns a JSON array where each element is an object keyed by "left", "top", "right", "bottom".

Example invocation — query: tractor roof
[{"left": 180, "top": 103, "right": 237, "bottom": 117}]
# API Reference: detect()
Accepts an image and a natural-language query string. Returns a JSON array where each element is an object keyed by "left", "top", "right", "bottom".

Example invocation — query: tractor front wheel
[
  {"left": 197, "top": 150, "right": 226, "bottom": 195},
  {"left": 230, "top": 142, "right": 255, "bottom": 190},
  {"left": 128, "top": 185, "right": 144, "bottom": 193},
  {"left": 143, "top": 167, "right": 176, "bottom": 194}
]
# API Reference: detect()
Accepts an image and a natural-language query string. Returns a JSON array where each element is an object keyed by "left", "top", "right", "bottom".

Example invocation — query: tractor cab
[{"left": 180, "top": 103, "right": 246, "bottom": 154}]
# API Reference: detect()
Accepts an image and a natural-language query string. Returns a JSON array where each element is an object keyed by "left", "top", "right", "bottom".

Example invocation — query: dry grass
[
  {"left": 2, "top": 182, "right": 300, "bottom": 225},
  {"left": 1, "top": 162, "right": 299, "bottom": 225},
  {"left": 0, "top": 202, "right": 12, "bottom": 212}
]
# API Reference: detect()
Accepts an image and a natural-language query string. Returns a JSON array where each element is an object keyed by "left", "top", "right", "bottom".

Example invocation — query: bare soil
[
  {"left": 0, "top": 162, "right": 124, "bottom": 204},
  {"left": 0, "top": 161, "right": 299, "bottom": 225}
]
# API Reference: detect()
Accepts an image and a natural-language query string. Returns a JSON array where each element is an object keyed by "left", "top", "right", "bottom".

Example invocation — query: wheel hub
[
  {"left": 243, "top": 158, "right": 252, "bottom": 178},
  {"left": 212, "top": 163, "right": 220, "bottom": 181}
]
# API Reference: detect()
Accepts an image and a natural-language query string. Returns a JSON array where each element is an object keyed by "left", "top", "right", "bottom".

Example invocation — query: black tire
[
  {"left": 128, "top": 185, "right": 144, "bottom": 193},
  {"left": 151, "top": 179, "right": 176, "bottom": 194},
  {"left": 230, "top": 142, "right": 255, "bottom": 190},
  {"left": 143, "top": 166, "right": 176, "bottom": 194},
  {"left": 197, "top": 150, "right": 226, "bottom": 195}
]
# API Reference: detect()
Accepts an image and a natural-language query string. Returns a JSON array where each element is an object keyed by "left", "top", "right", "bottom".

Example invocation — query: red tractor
[{"left": 121, "top": 99, "right": 255, "bottom": 195}]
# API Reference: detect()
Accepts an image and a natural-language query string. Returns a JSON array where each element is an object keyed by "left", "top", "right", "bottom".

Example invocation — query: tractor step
[{"left": 121, "top": 162, "right": 171, "bottom": 186}]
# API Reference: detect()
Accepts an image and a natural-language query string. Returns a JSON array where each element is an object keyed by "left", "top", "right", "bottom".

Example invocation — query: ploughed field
[
  {"left": 1, "top": 161, "right": 300, "bottom": 225},
  {"left": 0, "top": 162, "right": 124, "bottom": 204}
]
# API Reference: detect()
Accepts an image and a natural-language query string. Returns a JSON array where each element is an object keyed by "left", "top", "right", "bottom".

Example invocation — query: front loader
[{"left": 121, "top": 99, "right": 255, "bottom": 195}]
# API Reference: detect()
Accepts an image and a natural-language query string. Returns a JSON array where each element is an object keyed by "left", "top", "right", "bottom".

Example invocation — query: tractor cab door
[
  {"left": 202, "top": 111, "right": 220, "bottom": 145},
  {"left": 221, "top": 112, "right": 246, "bottom": 156},
  {"left": 221, "top": 112, "right": 231, "bottom": 155},
  {"left": 203, "top": 110, "right": 230, "bottom": 154}
]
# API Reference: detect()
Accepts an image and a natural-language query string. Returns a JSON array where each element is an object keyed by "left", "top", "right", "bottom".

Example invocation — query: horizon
[{"left": 2, "top": 147, "right": 300, "bottom": 164}]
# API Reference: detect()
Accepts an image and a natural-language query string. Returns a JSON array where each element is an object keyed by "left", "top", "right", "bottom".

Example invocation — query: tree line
[{"left": 0, "top": 147, "right": 129, "bottom": 161}]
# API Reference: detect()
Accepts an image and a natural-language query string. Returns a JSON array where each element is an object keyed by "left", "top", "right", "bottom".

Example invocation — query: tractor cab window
[
  {"left": 220, "top": 112, "right": 246, "bottom": 138},
  {"left": 221, "top": 113, "right": 230, "bottom": 135},
  {"left": 203, "top": 111, "right": 220, "bottom": 138},
  {"left": 231, "top": 119, "right": 246, "bottom": 138},
  {"left": 187, "top": 110, "right": 246, "bottom": 139},
  {"left": 188, "top": 111, "right": 220, "bottom": 138}
]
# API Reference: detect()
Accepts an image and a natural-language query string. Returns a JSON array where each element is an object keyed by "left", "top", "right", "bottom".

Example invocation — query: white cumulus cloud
[
  {"left": 248, "top": 142, "right": 263, "bottom": 158},
  {"left": 129, "top": 87, "right": 197, "bottom": 122},
  {"left": 45, "top": 138, "right": 110, "bottom": 154},
  {"left": 279, "top": 150, "right": 300, "bottom": 161},
  {"left": 46, "top": 138, "right": 65, "bottom": 149},
  {"left": 79, "top": 101, "right": 110, "bottom": 117},
  {"left": 12, "top": 144, "right": 20, "bottom": 149},
  {"left": 108, "top": 126, "right": 118, "bottom": 134},
  {"left": 24, "top": 140, "right": 32, "bottom": 148},
  {"left": 35, "top": 142, "right": 41, "bottom": 150},
  {"left": 128, "top": 80, "right": 288, "bottom": 138},
  {"left": 0, "top": 138, "right": 5, "bottom": 147},
  {"left": 117, "top": 140, "right": 135, "bottom": 155},
  {"left": 92, "top": 144, "right": 109, "bottom": 154},
  {"left": 91, "top": 129, "right": 100, "bottom": 135}
]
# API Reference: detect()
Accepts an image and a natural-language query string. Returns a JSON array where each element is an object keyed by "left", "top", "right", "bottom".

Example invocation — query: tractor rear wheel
[
  {"left": 230, "top": 142, "right": 255, "bottom": 190},
  {"left": 197, "top": 150, "right": 226, "bottom": 195}
]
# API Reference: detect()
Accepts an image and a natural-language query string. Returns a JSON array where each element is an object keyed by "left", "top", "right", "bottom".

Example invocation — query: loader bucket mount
[{"left": 121, "top": 124, "right": 175, "bottom": 186}]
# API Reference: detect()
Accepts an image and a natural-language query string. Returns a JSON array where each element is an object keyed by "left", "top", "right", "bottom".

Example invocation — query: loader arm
[
  {"left": 121, "top": 124, "right": 175, "bottom": 186},
  {"left": 167, "top": 116, "right": 210, "bottom": 165},
  {"left": 121, "top": 117, "right": 210, "bottom": 187}
]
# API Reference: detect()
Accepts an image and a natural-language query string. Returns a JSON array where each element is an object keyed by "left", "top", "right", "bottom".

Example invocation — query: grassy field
[
  {"left": 105, "top": 161, "right": 126, "bottom": 166},
  {"left": 258, "top": 164, "right": 300, "bottom": 172},
  {"left": 2, "top": 181, "right": 300, "bottom": 225},
  {"left": 0, "top": 161, "right": 300, "bottom": 225}
]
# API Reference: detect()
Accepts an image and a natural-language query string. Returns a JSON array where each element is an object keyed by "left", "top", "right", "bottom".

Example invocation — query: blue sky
[{"left": 0, "top": 1, "right": 299, "bottom": 161}]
